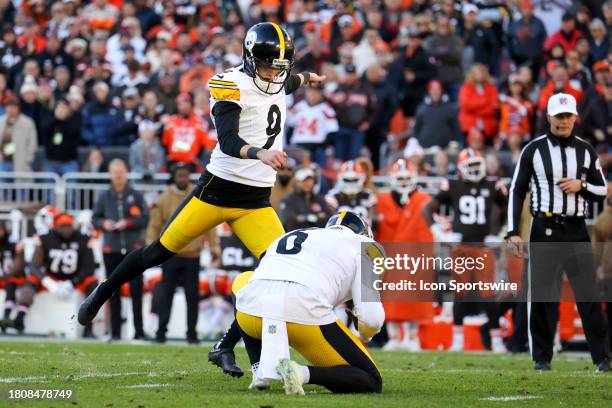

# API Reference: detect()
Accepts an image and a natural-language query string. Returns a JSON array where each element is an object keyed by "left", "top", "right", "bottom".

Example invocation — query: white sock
[{"left": 301, "top": 365, "right": 310, "bottom": 384}]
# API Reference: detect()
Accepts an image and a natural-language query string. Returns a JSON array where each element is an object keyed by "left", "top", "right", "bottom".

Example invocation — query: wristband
[
  {"left": 246, "top": 147, "right": 262, "bottom": 159},
  {"left": 301, "top": 72, "right": 310, "bottom": 86}
]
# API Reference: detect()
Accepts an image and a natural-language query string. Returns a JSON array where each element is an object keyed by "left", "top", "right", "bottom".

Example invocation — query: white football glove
[
  {"left": 57, "top": 281, "right": 74, "bottom": 300},
  {"left": 42, "top": 276, "right": 62, "bottom": 297},
  {"left": 431, "top": 223, "right": 462, "bottom": 243},
  {"left": 430, "top": 223, "right": 446, "bottom": 242}
]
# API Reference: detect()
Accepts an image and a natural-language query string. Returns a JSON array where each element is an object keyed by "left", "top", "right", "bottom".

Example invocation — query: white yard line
[
  {"left": 0, "top": 376, "right": 48, "bottom": 383},
  {"left": 479, "top": 396, "right": 543, "bottom": 402},
  {"left": 0, "top": 368, "right": 211, "bottom": 384},
  {"left": 117, "top": 383, "right": 172, "bottom": 389}
]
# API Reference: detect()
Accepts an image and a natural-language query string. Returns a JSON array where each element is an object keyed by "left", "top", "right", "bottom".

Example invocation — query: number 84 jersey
[{"left": 208, "top": 67, "right": 286, "bottom": 187}]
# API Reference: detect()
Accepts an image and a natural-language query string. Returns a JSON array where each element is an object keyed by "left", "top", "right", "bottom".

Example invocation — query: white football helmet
[
  {"left": 389, "top": 158, "right": 417, "bottom": 195},
  {"left": 336, "top": 160, "right": 366, "bottom": 195},
  {"left": 457, "top": 148, "right": 486, "bottom": 183}
]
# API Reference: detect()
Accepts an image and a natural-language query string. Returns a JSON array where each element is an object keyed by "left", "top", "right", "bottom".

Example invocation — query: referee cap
[{"left": 547, "top": 93, "right": 578, "bottom": 116}]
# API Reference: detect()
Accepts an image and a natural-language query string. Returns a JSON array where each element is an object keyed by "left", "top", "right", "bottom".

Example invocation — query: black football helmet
[
  {"left": 242, "top": 22, "right": 295, "bottom": 94},
  {"left": 325, "top": 210, "right": 373, "bottom": 239}
]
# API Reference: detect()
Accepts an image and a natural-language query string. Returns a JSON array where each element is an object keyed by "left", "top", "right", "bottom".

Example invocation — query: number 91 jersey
[
  {"left": 208, "top": 67, "right": 286, "bottom": 187},
  {"left": 435, "top": 177, "right": 506, "bottom": 242}
]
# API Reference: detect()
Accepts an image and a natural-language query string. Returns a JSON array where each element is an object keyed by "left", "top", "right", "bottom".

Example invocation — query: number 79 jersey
[
  {"left": 208, "top": 67, "right": 286, "bottom": 187},
  {"left": 39, "top": 231, "right": 92, "bottom": 280}
]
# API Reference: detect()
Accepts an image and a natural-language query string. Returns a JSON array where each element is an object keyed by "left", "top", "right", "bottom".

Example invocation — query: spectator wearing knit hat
[
  {"left": 459, "top": 4, "right": 500, "bottom": 75},
  {"left": 19, "top": 76, "right": 51, "bottom": 137},
  {"left": 544, "top": 12, "right": 583, "bottom": 54},
  {"left": 413, "top": 80, "right": 460, "bottom": 149},
  {"left": 508, "top": 0, "right": 547, "bottom": 80}
]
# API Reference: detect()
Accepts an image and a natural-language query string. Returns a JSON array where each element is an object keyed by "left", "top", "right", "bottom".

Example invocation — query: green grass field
[{"left": 0, "top": 341, "right": 609, "bottom": 407}]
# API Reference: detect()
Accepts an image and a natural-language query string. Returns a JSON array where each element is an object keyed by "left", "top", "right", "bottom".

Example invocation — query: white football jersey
[
  {"left": 207, "top": 66, "right": 286, "bottom": 187},
  {"left": 236, "top": 227, "right": 385, "bottom": 330},
  {"left": 288, "top": 100, "right": 338, "bottom": 144}
]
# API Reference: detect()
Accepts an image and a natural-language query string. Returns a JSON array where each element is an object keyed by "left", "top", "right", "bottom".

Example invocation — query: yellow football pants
[
  {"left": 159, "top": 196, "right": 284, "bottom": 258},
  {"left": 232, "top": 272, "right": 378, "bottom": 370}
]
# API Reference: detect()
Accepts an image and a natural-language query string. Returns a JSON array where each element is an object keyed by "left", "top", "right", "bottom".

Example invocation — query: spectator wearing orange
[
  {"left": 322, "top": 13, "right": 363, "bottom": 47},
  {"left": 458, "top": 64, "right": 499, "bottom": 145},
  {"left": 161, "top": 92, "right": 211, "bottom": 170},
  {"left": 499, "top": 73, "right": 534, "bottom": 145},
  {"left": 329, "top": 14, "right": 363, "bottom": 64},
  {"left": 16, "top": 18, "right": 46, "bottom": 54},
  {"left": 82, "top": 0, "right": 120, "bottom": 31},
  {"left": 544, "top": 12, "right": 582, "bottom": 54},
  {"left": 536, "top": 63, "right": 583, "bottom": 117},
  {"left": 179, "top": 54, "right": 215, "bottom": 94}
]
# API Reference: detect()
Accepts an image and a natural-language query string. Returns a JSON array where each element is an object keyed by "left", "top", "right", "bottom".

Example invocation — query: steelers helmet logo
[{"left": 245, "top": 31, "right": 257, "bottom": 51}]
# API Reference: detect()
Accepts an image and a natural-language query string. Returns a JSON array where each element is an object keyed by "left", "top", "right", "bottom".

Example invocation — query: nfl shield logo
[{"left": 268, "top": 325, "right": 277, "bottom": 334}]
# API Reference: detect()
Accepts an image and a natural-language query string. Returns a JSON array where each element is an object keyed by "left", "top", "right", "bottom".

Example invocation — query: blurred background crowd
[{"left": 0, "top": 0, "right": 609, "bottom": 181}]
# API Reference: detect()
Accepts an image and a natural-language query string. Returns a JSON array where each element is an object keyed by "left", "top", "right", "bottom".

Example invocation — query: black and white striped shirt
[{"left": 507, "top": 133, "right": 607, "bottom": 235}]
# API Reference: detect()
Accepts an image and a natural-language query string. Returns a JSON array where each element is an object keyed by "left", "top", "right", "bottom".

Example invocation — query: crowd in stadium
[
  {"left": 0, "top": 0, "right": 610, "bottom": 355},
  {"left": 0, "top": 0, "right": 609, "bottom": 178}
]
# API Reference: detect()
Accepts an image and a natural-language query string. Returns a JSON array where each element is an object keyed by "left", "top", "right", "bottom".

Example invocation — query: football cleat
[
  {"left": 208, "top": 344, "right": 244, "bottom": 378},
  {"left": 248, "top": 363, "right": 271, "bottom": 391},
  {"left": 597, "top": 359, "right": 611, "bottom": 373},
  {"left": 534, "top": 361, "right": 551, "bottom": 371},
  {"left": 276, "top": 358, "right": 305, "bottom": 396},
  {"left": 77, "top": 284, "right": 104, "bottom": 326}
]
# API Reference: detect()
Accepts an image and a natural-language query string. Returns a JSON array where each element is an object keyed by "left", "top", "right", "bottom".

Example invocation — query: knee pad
[{"left": 17, "top": 285, "right": 36, "bottom": 306}]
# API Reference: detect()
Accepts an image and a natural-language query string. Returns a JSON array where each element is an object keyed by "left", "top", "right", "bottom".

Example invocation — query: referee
[{"left": 506, "top": 93, "right": 610, "bottom": 372}]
